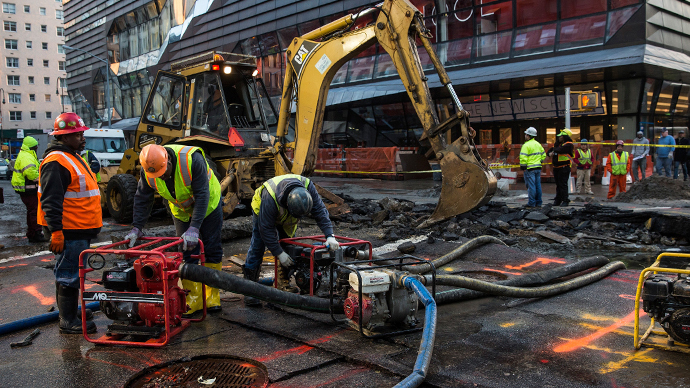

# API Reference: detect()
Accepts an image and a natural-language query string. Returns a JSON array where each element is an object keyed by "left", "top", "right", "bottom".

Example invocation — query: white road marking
[{"left": 0, "top": 241, "right": 115, "bottom": 264}]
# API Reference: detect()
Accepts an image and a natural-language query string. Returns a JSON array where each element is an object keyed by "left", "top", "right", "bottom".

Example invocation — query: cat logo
[
  {"left": 291, "top": 40, "right": 320, "bottom": 79},
  {"left": 295, "top": 44, "right": 310, "bottom": 65}
]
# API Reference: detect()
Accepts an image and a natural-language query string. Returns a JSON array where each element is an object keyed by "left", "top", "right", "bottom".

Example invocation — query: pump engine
[
  {"left": 641, "top": 273, "right": 690, "bottom": 344},
  {"left": 282, "top": 243, "right": 342, "bottom": 297}
]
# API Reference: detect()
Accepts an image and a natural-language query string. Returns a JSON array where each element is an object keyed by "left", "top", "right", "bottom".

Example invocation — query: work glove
[
  {"left": 669, "top": 151, "right": 674, "bottom": 160},
  {"left": 125, "top": 227, "right": 144, "bottom": 248},
  {"left": 181, "top": 226, "right": 200, "bottom": 251},
  {"left": 326, "top": 236, "right": 340, "bottom": 251},
  {"left": 277, "top": 252, "right": 294, "bottom": 267},
  {"left": 50, "top": 231, "right": 65, "bottom": 254}
]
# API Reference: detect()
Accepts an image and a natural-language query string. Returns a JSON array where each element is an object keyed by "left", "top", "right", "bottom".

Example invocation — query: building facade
[
  {"left": 63, "top": 0, "right": 690, "bottom": 151},
  {"left": 1, "top": 0, "right": 70, "bottom": 153}
]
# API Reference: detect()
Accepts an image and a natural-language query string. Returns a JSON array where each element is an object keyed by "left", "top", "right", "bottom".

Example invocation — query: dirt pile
[{"left": 615, "top": 176, "right": 690, "bottom": 202}]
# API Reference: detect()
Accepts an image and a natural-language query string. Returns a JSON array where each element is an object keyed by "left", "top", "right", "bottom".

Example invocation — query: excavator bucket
[{"left": 419, "top": 151, "right": 497, "bottom": 229}]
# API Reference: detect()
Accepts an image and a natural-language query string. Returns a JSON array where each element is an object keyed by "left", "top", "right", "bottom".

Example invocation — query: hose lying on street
[
  {"left": 0, "top": 302, "right": 100, "bottom": 337},
  {"left": 394, "top": 276, "right": 437, "bottom": 388},
  {"left": 179, "top": 263, "right": 342, "bottom": 313},
  {"left": 429, "top": 255, "right": 611, "bottom": 305},
  {"left": 351, "top": 235, "right": 506, "bottom": 274},
  {"left": 425, "top": 260, "right": 625, "bottom": 300}
]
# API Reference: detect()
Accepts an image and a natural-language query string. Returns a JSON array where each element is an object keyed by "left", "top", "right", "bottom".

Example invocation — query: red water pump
[{"left": 79, "top": 237, "right": 206, "bottom": 347}]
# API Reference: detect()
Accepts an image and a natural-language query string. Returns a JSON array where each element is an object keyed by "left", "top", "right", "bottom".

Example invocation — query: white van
[{"left": 83, "top": 128, "right": 127, "bottom": 167}]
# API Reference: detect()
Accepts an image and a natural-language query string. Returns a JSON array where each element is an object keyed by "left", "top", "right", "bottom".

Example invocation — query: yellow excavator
[{"left": 102, "top": 0, "right": 496, "bottom": 227}]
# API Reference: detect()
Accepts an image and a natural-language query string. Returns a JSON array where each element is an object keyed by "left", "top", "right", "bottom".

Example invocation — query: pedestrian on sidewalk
[
  {"left": 631, "top": 131, "right": 649, "bottom": 182},
  {"left": 125, "top": 144, "right": 225, "bottom": 316},
  {"left": 547, "top": 129, "right": 574, "bottom": 206},
  {"left": 574, "top": 139, "right": 594, "bottom": 195},
  {"left": 656, "top": 129, "right": 675, "bottom": 177},
  {"left": 673, "top": 130, "right": 688, "bottom": 181},
  {"left": 606, "top": 140, "right": 632, "bottom": 199},
  {"left": 519, "top": 127, "right": 545, "bottom": 208},
  {"left": 38, "top": 113, "right": 100, "bottom": 334},
  {"left": 11, "top": 136, "right": 46, "bottom": 242}
]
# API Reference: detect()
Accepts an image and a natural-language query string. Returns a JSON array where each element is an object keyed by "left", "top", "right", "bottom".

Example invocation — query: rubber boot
[
  {"left": 276, "top": 264, "right": 299, "bottom": 293},
  {"left": 241, "top": 265, "right": 262, "bottom": 307},
  {"left": 202, "top": 262, "right": 222, "bottom": 313},
  {"left": 56, "top": 282, "right": 93, "bottom": 321},
  {"left": 57, "top": 284, "right": 97, "bottom": 334},
  {"left": 181, "top": 279, "right": 204, "bottom": 317}
]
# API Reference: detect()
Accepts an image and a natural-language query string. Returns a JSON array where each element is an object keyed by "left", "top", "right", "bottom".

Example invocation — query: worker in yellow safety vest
[
  {"left": 574, "top": 139, "right": 594, "bottom": 195},
  {"left": 124, "top": 144, "right": 224, "bottom": 317},
  {"left": 606, "top": 140, "right": 632, "bottom": 199},
  {"left": 519, "top": 127, "right": 545, "bottom": 208},
  {"left": 242, "top": 174, "right": 339, "bottom": 306},
  {"left": 547, "top": 129, "right": 574, "bottom": 207},
  {"left": 81, "top": 150, "right": 101, "bottom": 182},
  {"left": 11, "top": 136, "right": 46, "bottom": 242}
]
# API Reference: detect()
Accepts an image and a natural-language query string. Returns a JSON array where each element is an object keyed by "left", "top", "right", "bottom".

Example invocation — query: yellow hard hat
[
  {"left": 558, "top": 129, "right": 572, "bottom": 137},
  {"left": 139, "top": 144, "right": 169, "bottom": 178}
]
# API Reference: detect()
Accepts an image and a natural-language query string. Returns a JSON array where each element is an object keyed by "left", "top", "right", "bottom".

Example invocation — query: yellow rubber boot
[
  {"left": 203, "top": 262, "right": 222, "bottom": 313},
  {"left": 181, "top": 279, "right": 203, "bottom": 317}
]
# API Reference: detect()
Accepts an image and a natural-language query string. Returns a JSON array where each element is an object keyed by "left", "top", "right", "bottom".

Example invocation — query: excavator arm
[{"left": 273, "top": 0, "right": 497, "bottom": 226}]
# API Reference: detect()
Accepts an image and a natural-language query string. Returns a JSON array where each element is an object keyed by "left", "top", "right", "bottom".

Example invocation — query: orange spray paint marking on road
[
  {"left": 13, "top": 285, "right": 55, "bottom": 305},
  {"left": 0, "top": 264, "right": 28, "bottom": 270},
  {"left": 505, "top": 257, "right": 566, "bottom": 270},
  {"left": 484, "top": 268, "right": 521, "bottom": 276},
  {"left": 553, "top": 309, "right": 640, "bottom": 353},
  {"left": 256, "top": 345, "right": 315, "bottom": 362}
]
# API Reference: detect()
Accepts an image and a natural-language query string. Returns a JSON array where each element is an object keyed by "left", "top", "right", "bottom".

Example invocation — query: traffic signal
[{"left": 576, "top": 92, "right": 599, "bottom": 110}]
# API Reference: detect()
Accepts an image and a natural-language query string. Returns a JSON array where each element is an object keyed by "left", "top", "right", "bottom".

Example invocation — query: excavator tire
[{"left": 106, "top": 174, "right": 138, "bottom": 223}]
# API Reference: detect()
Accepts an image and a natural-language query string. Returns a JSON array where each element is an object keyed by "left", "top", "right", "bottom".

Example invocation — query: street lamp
[
  {"left": 56, "top": 77, "right": 65, "bottom": 113},
  {"left": 62, "top": 45, "right": 111, "bottom": 128},
  {"left": 0, "top": 88, "right": 5, "bottom": 158}
]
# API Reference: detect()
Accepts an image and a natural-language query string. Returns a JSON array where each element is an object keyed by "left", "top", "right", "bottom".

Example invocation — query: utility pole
[
  {"left": 56, "top": 77, "right": 65, "bottom": 113},
  {"left": 565, "top": 87, "right": 571, "bottom": 130},
  {"left": 0, "top": 88, "right": 5, "bottom": 158}
]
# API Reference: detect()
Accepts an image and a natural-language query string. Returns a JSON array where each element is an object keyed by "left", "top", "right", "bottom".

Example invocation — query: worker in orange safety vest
[
  {"left": 606, "top": 140, "right": 632, "bottom": 199},
  {"left": 38, "top": 112, "right": 100, "bottom": 335}
]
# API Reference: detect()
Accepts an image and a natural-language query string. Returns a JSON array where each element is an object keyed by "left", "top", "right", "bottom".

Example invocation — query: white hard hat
[{"left": 524, "top": 127, "right": 537, "bottom": 137}]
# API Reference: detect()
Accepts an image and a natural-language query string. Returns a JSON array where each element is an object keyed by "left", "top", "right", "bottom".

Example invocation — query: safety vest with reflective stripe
[
  {"left": 251, "top": 174, "right": 311, "bottom": 237},
  {"left": 37, "top": 151, "right": 103, "bottom": 230},
  {"left": 144, "top": 145, "right": 220, "bottom": 223},
  {"left": 576, "top": 149, "right": 592, "bottom": 166},
  {"left": 11, "top": 149, "right": 39, "bottom": 193},
  {"left": 82, "top": 150, "right": 101, "bottom": 182},
  {"left": 557, "top": 142, "right": 574, "bottom": 167},
  {"left": 609, "top": 151, "right": 629, "bottom": 176},
  {"left": 519, "top": 139, "right": 546, "bottom": 169}
]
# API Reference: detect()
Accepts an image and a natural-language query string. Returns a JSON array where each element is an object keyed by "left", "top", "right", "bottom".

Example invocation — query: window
[
  {"left": 56, "top": 26, "right": 63, "bottom": 36},
  {"left": 45, "top": 112, "right": 52, "bottom": 119},
  {"left": 55, "top": 10, "right": 62, "bottom": 19},
  {"left": 30, "top": 111, "right": 36, "bottom": 119},
  {"left": 26, "top": 58, "right": 32, "bottom": 66},
  {"left": 42, "top": 42, "right": 47, "bottom": 50},
  {"left": 57, "top": 44, "right": 63, "bottom": 53},
  {"left": 29, "top": 94, "right": 35, "bottom": 101},
  {"left": 45, "top": 94, "right": 51, "bottom": 102},
  {"left": 6, "top": 57, "right": 18, "bottom": 67},
  {"left": 516, "top": 0, "right": 557, "bottom": 27},
  {"left": 25, "top": 40, "right": 31, "bottom": 48},
  {"left": 5, "top": 39, "right": 17, "bottom": 49},
  {"left": 2, "top": 3, "right": 15, "bottom": 14},
  {"left": 9, "top": 111, "right": 21, "bottom": 121},
  {"left": 43, "top": 59, "right": 49, "bottom": 67},
  {"left": 28, "top": 76, "right": 34, "bottom": 84},
  {"left": 58, "top": 61, "right": 65, "bottom": 70},
  {"left": 23, "top": 5, "right": 27, "bottom": 13},
  {"left": 24, "top": 22, "right": 30, "bottom": 31},
  {"left": 39, "top": 7, "right": 45, "bottom": 15},
  {"left": 58, "top": 78, "right": 66, "bottom": 87},
  {"left": 562, "top": 0, "right": 606, "bottom": 19},
  {"left": 7, "top": 75, "right": 19, "bottom": 85},
  {"left": 4, "top": 20, "right": 16, "bottom": 31},
  {"left": 8, "top": 93, "right": 20, "bottom": 103},
  {"left": 40, "top": 24, "right": 46, "bottom": 32},
  {"left": 43, "top": 77, "right": 50, "bottom": 85}
]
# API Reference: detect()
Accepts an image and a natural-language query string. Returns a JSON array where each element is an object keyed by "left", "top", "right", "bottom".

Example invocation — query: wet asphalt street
[{"left": 1, "top": 178, "right": 690, "bottom": 388}]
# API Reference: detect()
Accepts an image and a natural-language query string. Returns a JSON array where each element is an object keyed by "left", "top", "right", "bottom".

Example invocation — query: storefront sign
[{"left": 463, "top": 92, "right": 604, "bottom": 122}]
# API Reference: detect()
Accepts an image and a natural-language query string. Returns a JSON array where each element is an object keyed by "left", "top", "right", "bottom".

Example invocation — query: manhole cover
[
  {"left": 124, "top": 354, "right": 269, "bottom": 388},
  {"left": 449, "top": 270, "right": 508, "bottom": 281}
]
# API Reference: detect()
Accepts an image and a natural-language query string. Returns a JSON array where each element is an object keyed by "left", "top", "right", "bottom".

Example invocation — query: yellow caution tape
[{"left": 576, "top": 141, "right": 690, "bottom": 148}]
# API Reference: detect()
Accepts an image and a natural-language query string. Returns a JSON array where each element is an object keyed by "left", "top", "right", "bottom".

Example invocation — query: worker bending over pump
[
  {"left": 38, "top": 113, "right": 100, "bottom": 334},
  {"left": 125, "top": 144, "right": 224, "bottom": 316},
  {"left": 243, "top": 174, "right": 339, "bottom": 306}
]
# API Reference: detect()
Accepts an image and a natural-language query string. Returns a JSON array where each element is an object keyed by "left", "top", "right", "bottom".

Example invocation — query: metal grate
[{"left": 125, "top": 354, "right": 269, "bottom": 388}]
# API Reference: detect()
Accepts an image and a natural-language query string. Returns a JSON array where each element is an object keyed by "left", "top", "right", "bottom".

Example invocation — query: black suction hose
[
  {"left": 427, "top": 260, "right": 625, "bottom": 299},
  {"left": 429, "top": 255, "right": 611, "bottom": 305},
  {"left": 179, "top": 263, "right": 343, "bottom": 313}
]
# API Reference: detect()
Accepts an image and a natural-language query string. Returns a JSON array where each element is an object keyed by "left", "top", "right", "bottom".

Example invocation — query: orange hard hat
[
  {"left": 616, "top": 140, "right": 625, "bottom": 146},
  {"left": 51, "top": 112, "right": 89, "bottom": 135},
  {"left": 139, "top": 144, "right": 169, "bottom": 178}
]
